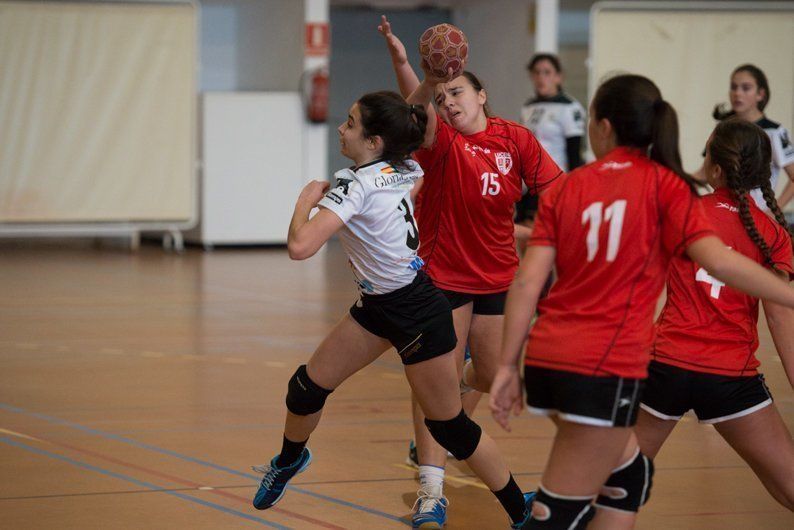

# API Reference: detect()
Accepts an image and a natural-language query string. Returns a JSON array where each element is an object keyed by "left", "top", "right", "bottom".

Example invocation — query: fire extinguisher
[{"left": 306, "top": 67, "right": 329, "bottom": 123}]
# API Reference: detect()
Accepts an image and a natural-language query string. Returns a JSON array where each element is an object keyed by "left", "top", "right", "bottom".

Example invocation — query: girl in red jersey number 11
[{"left": 492, "top": 75, "right": 794, "bottom": 529}]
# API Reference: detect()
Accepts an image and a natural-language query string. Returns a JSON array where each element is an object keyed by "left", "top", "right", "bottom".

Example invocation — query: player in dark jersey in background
[
  {"left": 492, "top": 74, "right": 794, "bottom": 529},
  {"left": 638, "top": 118, "right": 794, "bottom": 511},
  {"left": 379, "top": 16, "right": 561, "bottom": 527}
]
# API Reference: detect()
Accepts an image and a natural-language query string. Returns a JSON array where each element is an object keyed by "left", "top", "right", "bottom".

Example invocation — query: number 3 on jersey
[
  {"left": 398, "top": 198, "right": 419, "bottom": 250},
  {"left": 480, "top": 172, "right": 501, "bottom": 196},
  {"left": 581, "top": 200, "right": 627, "bottom": 262}
]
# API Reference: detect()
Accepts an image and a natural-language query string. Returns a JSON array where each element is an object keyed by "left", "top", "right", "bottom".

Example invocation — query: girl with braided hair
[{"left": 637, "top": 118, "right": 794, "bottom": 511}]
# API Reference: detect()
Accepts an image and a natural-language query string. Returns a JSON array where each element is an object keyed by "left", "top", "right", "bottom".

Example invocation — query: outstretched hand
[
  {"left": 377, "top": 15, "right": 408, "bottom": 66},
  {"left": 489, "top": 365, "right": 524, "bottom": 432}
]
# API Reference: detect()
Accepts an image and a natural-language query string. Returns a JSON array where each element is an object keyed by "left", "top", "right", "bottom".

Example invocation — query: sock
[
  {"left": 418, "top": 465, "right": 445, "bottom": 498},
  {"left": 493, "top": 474, "right": 526, "bottom": 524},
  {"left": 275, "top": 435, "right": 307, "bottom": 467}
]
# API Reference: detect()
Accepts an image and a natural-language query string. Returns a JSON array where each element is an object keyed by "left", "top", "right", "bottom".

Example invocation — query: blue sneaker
[
  {"left": 412, "top": 488, "right": 448, "bottom": 529},
  {"left": 251, "top": 448, "right": 312, "bottom": 510},
  {"left": 511, "top": 491, "right": 536, "bottom": 529}
]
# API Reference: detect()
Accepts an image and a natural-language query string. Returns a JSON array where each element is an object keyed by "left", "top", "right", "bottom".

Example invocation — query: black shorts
[
  {"left": 524, "top": 366, "right": 644, "bottom": 427},
  {"left": 640, "top": 361, "right": 773, "bottom": 424},
  {"left": 349, "top": 271, "right": 457, "bottom": 366},
  {"left": 438, "top": 288, "right": 507, "bottom": 315}
]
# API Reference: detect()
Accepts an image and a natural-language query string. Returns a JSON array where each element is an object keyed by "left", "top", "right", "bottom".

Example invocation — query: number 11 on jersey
[{"left": 582, "top": 200, "right": 627, "bottom": 262}]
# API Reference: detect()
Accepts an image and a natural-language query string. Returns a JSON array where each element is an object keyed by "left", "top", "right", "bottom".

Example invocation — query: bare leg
[
  {"left": 412, "top": 303, "right": 473, "bottom": 468},
  {"left": 588, "top": 432, "right": 644, "bottom": 530},
  {"left": 634, "top": 408, "right": 679, "bottom": 459},
  {"left": 283, "top": 314, "right": 390, "bottom": 443},
  {"left": 532, "top": 420, "right": 632, "bottom": 525},
  {"left": 405, "top": 352, "right": 512, "bottom": 491},
  {"left": 714, "top": 404, "right": 794, "bottom": 510},
  {"left": 464, "top": 313, "right": 504, "bottom": 393}
]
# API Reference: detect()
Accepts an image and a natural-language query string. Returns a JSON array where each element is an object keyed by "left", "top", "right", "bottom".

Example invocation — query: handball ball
[{"left": 418, "top": 24, "right": 468, "bottom": 78}]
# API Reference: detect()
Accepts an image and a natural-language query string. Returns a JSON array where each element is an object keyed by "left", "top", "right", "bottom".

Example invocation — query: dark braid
[
  {"left": 760, "top": 181, "right": 794, "bottom": 251},
  {"left": 733, "top": 189, "right": 775, "bottom": 268},
  {"left": 709, "top": 118, "right": 793, "bottom": 270}
]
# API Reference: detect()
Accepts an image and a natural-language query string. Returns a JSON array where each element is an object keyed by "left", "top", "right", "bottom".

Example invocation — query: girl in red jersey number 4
[
  {"left": 379, "top": 17, "right": 562, "bottom": 527},
  {"left": 637, "top": 118, "right": 794, "bottom": 511},
  {"left": 492, "top": 75, "right": 794, "bottom": 529}
]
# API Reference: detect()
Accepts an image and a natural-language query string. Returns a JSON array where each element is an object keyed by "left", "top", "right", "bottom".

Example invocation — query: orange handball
[{"left": 418, "top": 23, "right": 468, "bottom": 78}]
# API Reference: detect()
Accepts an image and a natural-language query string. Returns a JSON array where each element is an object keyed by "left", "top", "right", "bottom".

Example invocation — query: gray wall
[
  {"left": 200, "top": 0, "right": 304, "bottom": 91},
  {"left": 327, "top": 7, "right": 450, "bottom": 173}
]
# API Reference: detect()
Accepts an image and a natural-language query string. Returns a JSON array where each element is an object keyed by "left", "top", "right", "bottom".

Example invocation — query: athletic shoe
[
  {"left": 511, "top": 491, "right": 537, "bottom": 529},
  {"left": 407, "top": 440, "right": 419, "bottom": 469},
  {"left": 411, "top": 488, "right": 449, "bottom": 529},
  {"left": 251, "top": 448, "right": 312, "bottom": 510}
]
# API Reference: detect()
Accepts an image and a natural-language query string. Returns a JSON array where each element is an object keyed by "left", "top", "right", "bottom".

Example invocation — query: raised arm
[
  {"left": 377, "top": 15, "right": 420, "bottom": 99},
  {"left": 287, "top": 180, "right": 344, "bottom": 260},
  {"left": 686, "top": 236, "right": 794, "bottom": 308}
]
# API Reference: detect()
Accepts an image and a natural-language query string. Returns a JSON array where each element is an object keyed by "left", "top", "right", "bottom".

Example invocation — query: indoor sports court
[{"left": 2, "top": 1, "right": 793, "bottom": 529}]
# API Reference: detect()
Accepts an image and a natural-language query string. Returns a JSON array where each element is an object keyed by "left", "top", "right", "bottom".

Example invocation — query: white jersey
[
  {"left": 520, "top": 93, "right": 585, "bottom": 171},
  {"left": 752, "top": 118, "right": 794, "bottom": 209},
  {"left": 318, "top": 159, "right": 424, "bottom": 295}
]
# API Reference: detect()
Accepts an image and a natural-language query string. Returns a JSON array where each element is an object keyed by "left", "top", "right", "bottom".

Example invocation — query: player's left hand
[
  {"left": 299, "top": 180, "right": 331, "bottom": 207},
  {"left": 489, "top": 365, "right": 524, "bottom": 432}
]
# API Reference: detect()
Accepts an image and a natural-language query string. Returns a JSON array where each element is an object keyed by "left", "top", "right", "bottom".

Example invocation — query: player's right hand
[
  {"left": 299, "top": 180, "right": 331, "bottom": 207},
  {"left": 489, "top": 365, "right": 524, "bottom": 432},
  {"left": 377, "top": 15, "right": 407, "bottom": 65}
]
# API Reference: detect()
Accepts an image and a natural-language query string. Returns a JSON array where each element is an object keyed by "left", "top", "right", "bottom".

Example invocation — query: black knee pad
[
  {"left": 595, "top": 449, "right": 654, "bottom": 513},
  {"left": 424, "top": 409, "right": 482, "bottom": 460},
  {"left": 527, "top": 486, "right": 594, "bottom": 529},
  {"left": 285, "top": 365, "right": 332, "bottom": 416}
]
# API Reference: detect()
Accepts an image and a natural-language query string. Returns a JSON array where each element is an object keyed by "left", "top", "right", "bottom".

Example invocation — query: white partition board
[
  {"left": 591, "top": 2, "right": 794, "bottom": 182},
  {"left": 191, "top": 92, "right": 304, "bottom": 245}
]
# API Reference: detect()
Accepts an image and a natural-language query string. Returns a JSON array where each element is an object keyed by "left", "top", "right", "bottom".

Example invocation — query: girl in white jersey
[
  {"left": 701, "top": 64, "right": 794, "bottom": 209},
  {"left": 252, "top": 91, "right": 535, "bottom": 529}
]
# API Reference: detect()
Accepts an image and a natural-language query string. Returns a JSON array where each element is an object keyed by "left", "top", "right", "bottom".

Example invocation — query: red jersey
[
  {"left": 413, "top": 117, "right": 561, "bottom": 293},
  {"left": 652, "top": 187, "right": 794, "bottom": 376},
  {"left": 525, "top": 147, "right": 715, "bottom": 379}
]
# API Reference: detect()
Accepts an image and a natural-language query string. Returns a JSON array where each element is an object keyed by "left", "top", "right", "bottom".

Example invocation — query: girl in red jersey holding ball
[
  {"left": 492, "top": 75, "right": 794, "bottom": 529},
  {"left": 637, "top": 118, "right": 794, "bottom": 511},
  {"left": 378, "top": 17, "right": 562, "bottom": 527}
]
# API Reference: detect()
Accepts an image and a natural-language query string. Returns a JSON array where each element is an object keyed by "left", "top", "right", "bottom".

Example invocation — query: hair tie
[{"left": 409, "top": 104, "right": 420, "bottom": 122}]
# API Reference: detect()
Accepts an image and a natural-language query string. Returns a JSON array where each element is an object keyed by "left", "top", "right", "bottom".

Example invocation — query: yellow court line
[
  {"left": 392, "top": 463, "right": 488, "bottom": 490},
  {"left": 0, "top": 428, "right": 44, "bottom": 443}
]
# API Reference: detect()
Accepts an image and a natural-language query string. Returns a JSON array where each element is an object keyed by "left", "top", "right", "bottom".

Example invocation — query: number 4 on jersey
[
  {"left": 581, "top": 200, "right": 627, "bottom": 262},
  {"left": 696, "top": 268, "right": 725, "bottom": 299}
]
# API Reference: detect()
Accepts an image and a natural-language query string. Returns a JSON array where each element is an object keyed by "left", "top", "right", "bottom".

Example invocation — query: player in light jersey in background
[
  {"left": 379, "top": 17, "right": 562, "bottom": 527},
  {"left": 516, "top": 53, "right": 586, "bottom": 235},
  {"left": 637, "top": 118, "right": 794, "bottom": 511},
  {"left": 698, "top": 64, "right": 794, "bottom": 209},
  {"left": 492, "top": 74, "right": 794, "bottom": 529},
  {"left": 252, "top": 91, "right": 535, "bottom": 530}
]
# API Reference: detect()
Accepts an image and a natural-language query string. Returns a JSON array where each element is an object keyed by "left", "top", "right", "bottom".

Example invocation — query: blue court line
[
  {"left": 0, "top": 436, "right": 291, "bottom": 530},
  {"left": 0, "top": 403, "right": 409, "bottom": 526}
]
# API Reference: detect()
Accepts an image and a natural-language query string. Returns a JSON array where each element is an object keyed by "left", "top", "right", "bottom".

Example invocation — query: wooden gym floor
[{"left": 1, "top": 240, "right": 792, "bottom": 529}]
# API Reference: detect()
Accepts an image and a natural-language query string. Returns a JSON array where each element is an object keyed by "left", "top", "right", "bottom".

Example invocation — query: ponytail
[
  {"left": 650, "top": 100, "right": 696, "bottom": 189},
  {"left": 593, "top": 74, "right": 695, "bottom": 190},
  {"left": 358, "top": 91, "right": 428, "bottom": 168}
]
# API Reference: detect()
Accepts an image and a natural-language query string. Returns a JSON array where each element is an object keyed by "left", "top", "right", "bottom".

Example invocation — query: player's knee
[
  {"left": 285, "top": 365, "right": 332, "bottom": 416},
  {"left": 595, "top": 449, "right": 654, "bottom": 513},
  {"left": 527, "top": 486, "right": 595, "bottom": 529},
  {"left": 424, "top": 409, "right": 482, "bottom": 460}
]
